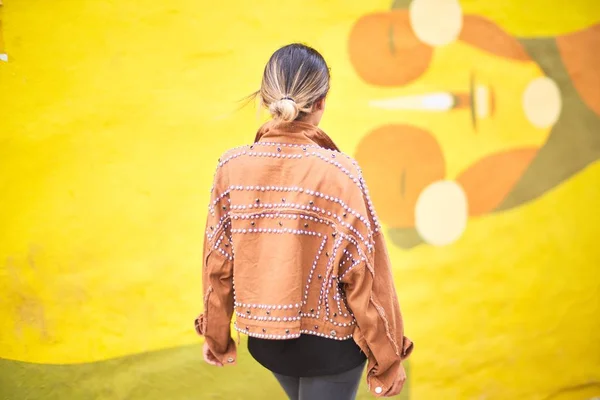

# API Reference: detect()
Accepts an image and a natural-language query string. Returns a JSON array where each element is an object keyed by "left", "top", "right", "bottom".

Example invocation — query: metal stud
[
  {"left": 318, "top": 274, "right": 322, "bottom": 279},
  {"left": 246, "top": 326, "right": 249, "bottom": 331},
  {"left": 304, "top": 223, "right": 309, "bottom": 228},
  {"left": 343, "top": 213, "right": 347, "bottom": 218},
  {"left": 326, "top": 252, "right": 329, "bottom": 257},
  {"left": 277, "top": 147, "right": 282, "bottom": 152},
  {"left": 314, "top": 325, "right": 319, "bottom": 330},
  {"left": 330, "top": 330, "right": 337, "bottom": 337},
  {"left": 310, "top": 308, "right": 314, "bottom": 313},
  {"left": 309, "top": 201, "right": 314, "bottom": 206},
  {"left": 279, "top": 221, "right": 283, "bottom": 227},
  {"left": 266, "top": 310, "right": 271, "bottom": 315},
  {"left": 246, "top": 310, "right": 251, "bottom": 314},
  {"left": 210, "top": 226, "right": 214, "bottom": 230},
  {"left": 255, "top": 198, "right": 260, "bottom": 203},
  {"left": 251, "top": 221, "right": 255, "bottom": 226},
  {"left": 282, "top": 198, "right": 286, "bottom": 203},
  {"left": 285, "top": 329, "right": 290, "bottom": 334},
  {"left": 333, "top": 312, "right": 337, "bottom": 317},
  {"left": 332, "top": 232, "right": 337, "bottom": 237},
  {"left": 222, "top": 205, "right": 227, "bottom": 210},
  {"left": 262, "top": 328, "right": 267, "bottom": 333}
]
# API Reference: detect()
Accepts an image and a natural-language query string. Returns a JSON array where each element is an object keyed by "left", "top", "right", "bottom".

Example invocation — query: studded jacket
[{"left": 195, "top": 120, "right": 413, "bottom": 397}]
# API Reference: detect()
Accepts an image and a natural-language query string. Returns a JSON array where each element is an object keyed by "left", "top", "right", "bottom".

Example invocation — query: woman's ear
[{"left": 314, "top": 97, "right": 326, "bottom": 111}]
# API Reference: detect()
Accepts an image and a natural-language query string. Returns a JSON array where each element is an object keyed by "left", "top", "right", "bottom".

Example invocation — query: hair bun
[{"left": 269, "top": 98, "right": 300, "bottom": 122}]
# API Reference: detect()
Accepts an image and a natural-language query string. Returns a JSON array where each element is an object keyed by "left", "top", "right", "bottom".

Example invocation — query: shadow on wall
[{"left": 0, "top": 342, "right": 410, "bottom": 400}]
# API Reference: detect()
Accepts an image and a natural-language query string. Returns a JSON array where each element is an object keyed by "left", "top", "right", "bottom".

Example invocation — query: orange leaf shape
[{"left": 456, "top": 148, "right": 538, "bottom": 216}]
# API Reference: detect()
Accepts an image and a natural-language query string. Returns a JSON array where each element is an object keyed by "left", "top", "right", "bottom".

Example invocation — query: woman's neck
[{"left": 296, "top": 113, "right": 321, "bottom": 127}]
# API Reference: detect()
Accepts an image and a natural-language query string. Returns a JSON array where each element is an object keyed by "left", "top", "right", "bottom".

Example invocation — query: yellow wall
[{"left": 1, "top": 0, "right": 599, "bottom": 399}]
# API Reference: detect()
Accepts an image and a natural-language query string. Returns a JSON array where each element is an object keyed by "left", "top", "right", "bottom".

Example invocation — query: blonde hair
[{"left": 257, "top": 44, "right": 330, "bottom": 122}]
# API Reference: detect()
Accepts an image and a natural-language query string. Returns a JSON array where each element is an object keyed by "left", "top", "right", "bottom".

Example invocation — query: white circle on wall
[
  {"left": 415, "top": 180, "right": 468, "bottom": 246},
  {"left": 409, "top": 0, "right": 463, "bottom": 47},
  {"left": 522, "top": 77, "right": 562, "bottom": 128}
]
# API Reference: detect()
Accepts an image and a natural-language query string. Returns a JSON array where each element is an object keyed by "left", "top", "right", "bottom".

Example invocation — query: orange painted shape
[
  {"left": 348, "top": 10, "right": 433, "bottom": 86},
  {"left": 456, "top": 148, "right": 538, "bottom": 216},
  {"left": 459, "top": 15, "right": 532, "bottom": 62},
  {"left": 355, "top": 125, "right": 445, "bottom": 228},
  {"left": 556, "top": 23, "right": 600, "bottom": 117}
]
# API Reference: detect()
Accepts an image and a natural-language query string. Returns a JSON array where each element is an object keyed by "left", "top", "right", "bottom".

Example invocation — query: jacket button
[
  {"left": 375, "top": 386, "right": 383, "bottom": 394},
  {"left": 227, "top": 357, "right": 235, "bottom": 363}
]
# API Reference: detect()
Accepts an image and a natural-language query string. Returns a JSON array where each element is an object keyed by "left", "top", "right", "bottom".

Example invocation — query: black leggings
[{"left": 273, "top": 362, "right": 365, "bottom": 400}]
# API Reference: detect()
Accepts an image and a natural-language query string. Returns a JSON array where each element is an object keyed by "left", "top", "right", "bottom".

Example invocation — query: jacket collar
[{"left": 254, "top": 120, "right": 341, "bottom": 152}]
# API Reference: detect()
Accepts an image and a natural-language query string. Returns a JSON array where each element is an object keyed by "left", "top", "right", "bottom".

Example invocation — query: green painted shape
[
  {"left": 391, "top": 0, "right": 412, "bottom": 9},
  {"left": 0, "top": 340, "right": 410, "bottom": 400}
]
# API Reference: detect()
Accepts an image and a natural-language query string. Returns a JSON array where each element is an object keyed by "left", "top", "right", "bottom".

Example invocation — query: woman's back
[
  {"left": 207, "top": 120, "right": 375, "bottom": 342},
  {"left": 196, "top": 43, "right": 412, "bottom": 400}
]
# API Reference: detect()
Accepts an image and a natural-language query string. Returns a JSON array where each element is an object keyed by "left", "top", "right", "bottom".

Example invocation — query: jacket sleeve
[
  {"left": 341, "top": 231, "right": 414, "bottom": 397},
  {"left": 194, "top": 164, "right": 237, "bottom": 365}
]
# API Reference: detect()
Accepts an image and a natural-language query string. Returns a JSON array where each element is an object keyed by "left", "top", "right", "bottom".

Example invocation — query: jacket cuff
[
  {"left": 217, "top": 341, "right": 238, "bottom": 366},
  {"left": 195, "top": 314, "right": 237, "bottom": 366},
  {"left": 367, "top": 336, "right": 413, "bottom": 397},
  {"left": 368, "top": 375, "right": 388, "bottom": 397}
]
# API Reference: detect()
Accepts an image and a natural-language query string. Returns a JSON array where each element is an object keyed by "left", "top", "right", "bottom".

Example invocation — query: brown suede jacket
[{"left": 195, "top": 120, "right": 413, "bottom": 397}]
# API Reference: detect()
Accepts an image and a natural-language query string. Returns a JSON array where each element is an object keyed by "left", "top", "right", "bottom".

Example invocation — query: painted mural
[
  {"left": 350, "top": 0, "right": 600, "bottom": 248},
  {"left": 0, "top": 0, "right": 599, "bottom": 399}
]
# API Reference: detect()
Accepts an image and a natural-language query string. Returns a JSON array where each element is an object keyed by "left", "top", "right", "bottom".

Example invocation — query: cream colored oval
[
  {"left": 522, "top": 77, "right": 562, "bottom": 128},
  {"left": 415, "top": 180, "right": 468, "bottom": 246},
  {"left": 409, "top": 0, "right": 463, "bottom": 47}
]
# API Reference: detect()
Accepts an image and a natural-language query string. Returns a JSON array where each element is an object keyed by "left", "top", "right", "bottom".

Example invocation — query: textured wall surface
[{"left": 0, "top": 0, "right": 599, "bottom": 399}]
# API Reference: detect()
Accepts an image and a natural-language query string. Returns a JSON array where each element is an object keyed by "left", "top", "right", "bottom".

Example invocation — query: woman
[{"left": 194, "top": 43, "right": 413, "bottom": 399}]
